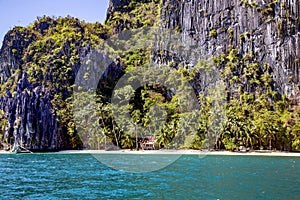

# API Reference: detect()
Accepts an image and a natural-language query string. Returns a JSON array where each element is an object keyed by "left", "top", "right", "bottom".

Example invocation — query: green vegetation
[
  {"left": 206, "top": 48, "right": 300, "bottom": 151},
  {"left": 71, "top": 45, "right": 300, "bottom": 151},
  {"left": 240, "top": 0, "right": 279, "bottom": 17},
  {"left": 175, "top": 25, "right": 182, "bottom": 33},
  {"left": 11, "top": 49, "right": 17, "bottom": 54},
  {"left": 105, "top": 0, "right": 160, "bottom": 35},
  {"left": 1, "top": 0, "right": 300, "bottom": 152},
  {"left": 0, "top": 16, "right": 109, "bottom": 148},
  {"left": 245, "top": 31, "right": 250, "bottom": 38},
  {"left": 209, "top": 29, "right": 217, "bottom": 38},
  {"left": 228, "top": 29, "right": 234, "bottom": 41},
  {"left": 239, "top": 33, "right": 245, "bottom": 42},
  {"left": 0, "top": 110, "right": 7, "bottom": 144}
]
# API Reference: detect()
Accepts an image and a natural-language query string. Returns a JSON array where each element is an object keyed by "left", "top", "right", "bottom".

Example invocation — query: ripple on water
[{"left": 0, "top": 154, "right": 299, "bottom": 199}]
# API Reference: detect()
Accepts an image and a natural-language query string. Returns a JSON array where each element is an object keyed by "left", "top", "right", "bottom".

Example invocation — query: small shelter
[{"left": 139, "top": 136, "right": 157, "bottom": 150}]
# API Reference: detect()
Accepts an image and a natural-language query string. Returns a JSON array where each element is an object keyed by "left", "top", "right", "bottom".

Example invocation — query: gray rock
[{"left": 155, "top": 0, "right": 300, "bottom": 97}]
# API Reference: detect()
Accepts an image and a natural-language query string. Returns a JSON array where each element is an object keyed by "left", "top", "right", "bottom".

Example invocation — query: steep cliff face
[
  {"left": 105, "top": 0, "right": 160, "bottom": 34},
  {"left": 1, "top": 73, "right": 63, "bottom": 150},
  {"left": 0, "top": 27, "right": 36, "bottom": 84},
  {"left": 0, "top": 17, "right": 110, "bottom": 150},
  {"left": 156, "top": 0, "right": 300, "bottom": 97}
]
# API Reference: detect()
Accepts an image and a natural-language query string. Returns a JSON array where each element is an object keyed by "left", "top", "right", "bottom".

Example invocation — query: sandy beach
[
  {"left": 1, "top": 149, "right": 300, "bottom": 157},
  {"left": 57, "top": 150, "right": 300, "bottom": 157},
  {"left": 0, "top": 150, "right": 11, "bottom": 154}
]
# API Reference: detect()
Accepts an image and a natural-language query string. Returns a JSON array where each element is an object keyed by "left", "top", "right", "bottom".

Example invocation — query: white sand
[
  {"left": 0, "top": 150, "right": 11, "bottom": 154},
  {"left": 1, "top": 149, "right": 300, "bottom": 157},
  {"left": 56, "top": 149, "right": 300, "bottom": 157}
]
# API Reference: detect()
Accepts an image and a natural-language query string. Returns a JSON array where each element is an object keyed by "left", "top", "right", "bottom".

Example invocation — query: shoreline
[
  {"left": 57, "top": 150, "right": 300, "bottom": 157},
  {"left": 1, "top": 149, "right": 300, "bottom": 157}
]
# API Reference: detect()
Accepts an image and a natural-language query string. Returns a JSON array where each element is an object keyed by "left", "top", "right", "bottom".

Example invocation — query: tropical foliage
[{"left": 1, "top": 1, "right": 300, "bottom": 151}]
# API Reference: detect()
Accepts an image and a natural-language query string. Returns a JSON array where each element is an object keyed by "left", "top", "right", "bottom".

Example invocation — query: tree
[
  {"left": 0, "top": 110, "right": 8, "bottom": 147},
  {"left": 131, "top": 109, "right": 141, "bottom": 150}
]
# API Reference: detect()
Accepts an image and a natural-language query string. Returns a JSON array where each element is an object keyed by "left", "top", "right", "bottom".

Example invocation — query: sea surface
[{"left": 0, "top": 153, "right": 299, "bottom": 200}]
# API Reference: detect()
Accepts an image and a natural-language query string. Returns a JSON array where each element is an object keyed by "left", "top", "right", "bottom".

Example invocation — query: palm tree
[
  {"left": 131, "top": 109, "right": 141, "bottom": 150},
  {"left": 121, "top": 134, "right": 134, "bottom": 149}
]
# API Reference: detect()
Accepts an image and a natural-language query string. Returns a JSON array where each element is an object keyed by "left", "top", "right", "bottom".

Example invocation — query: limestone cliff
[
  {"left": 0, "top": 17, "right": 109, "bottom": 150},
  {"left": 0, "top": 0, "right": 300, "bottom": 150},
  {"left": 156, "top": 0, "right": 300, "bottom": 98}
]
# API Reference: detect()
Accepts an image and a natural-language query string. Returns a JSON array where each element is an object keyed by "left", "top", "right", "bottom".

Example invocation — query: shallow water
[{"left": 0, "top": 154, "right": 299, "bottom": 199}]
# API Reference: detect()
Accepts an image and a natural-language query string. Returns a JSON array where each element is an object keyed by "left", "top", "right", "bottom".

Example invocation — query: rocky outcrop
[
  {"left": 0, "top": 0, "right": 299, "bottom": 150},
  {"left": 0, "top": 17, "right": 123, "bottom": 150},
  {"left": 0, "top": 73, "right": 63, "bottom": 150},
  {"left": 106, "top": 0, "right": 153, "bottom": 19},
  {"left": 0, "top": 27, "right": 36, "bottom": 84},
  {"left": 155, "top": 0, "right": 300, "bottom": 97},
  {"left": 0, "top": 18, "right": 102, "bottom": 150},
  {"left": 106, "top": 0, "right": 160, "bottom": 34}
]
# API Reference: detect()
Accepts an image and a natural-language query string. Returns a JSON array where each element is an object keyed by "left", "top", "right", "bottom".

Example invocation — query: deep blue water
[{"left": 0, "top": 154, "right": 299, "bottom": 200}]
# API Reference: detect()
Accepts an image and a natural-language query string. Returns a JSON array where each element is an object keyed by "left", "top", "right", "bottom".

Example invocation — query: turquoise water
[{"left": 0, "top": 154, "right": 299, "bottom": 199}]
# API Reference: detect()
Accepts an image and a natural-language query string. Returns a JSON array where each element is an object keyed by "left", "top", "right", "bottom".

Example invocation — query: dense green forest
[{"left": 1, "top": 0, "right": 300, "bottom": 151}]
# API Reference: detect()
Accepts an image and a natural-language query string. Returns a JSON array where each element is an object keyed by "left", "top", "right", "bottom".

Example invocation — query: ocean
[{"left": 0, "top": 153, "right": 299, "bottom": 199}]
